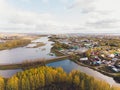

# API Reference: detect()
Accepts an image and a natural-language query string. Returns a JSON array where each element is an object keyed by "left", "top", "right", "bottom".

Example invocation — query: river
[
  {"left": 0, "top": 36, "right": 119, "bottom": 87},
  {"left": 0, "top": 37, "right": 55, "bottom": 64},
  {"left": 0, "top": 36, "right": 56, "bottom": 77},
  {"left": 47, "top": 59, "right": 120, "bottom": 86}
]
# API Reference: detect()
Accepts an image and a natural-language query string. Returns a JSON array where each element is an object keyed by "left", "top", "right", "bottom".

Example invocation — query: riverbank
[
  {"left": 2, "top": 66, "right": 120, "bottom": 90},
  {"left": 0, "top": 34, "right": 43, "bottom": 50},
  {"left": 52, "top": 48, "right": 120, "bottom": 83},
  {"left": 74, "top": 60, "right": 120, "bottom": 77},
  {"left": 33, "top": 42, "right": 45, "bottom": 48},
  {"left": 0, "top": 39, "right": 31, "bottom": 50},
  {"left": 0, "top": 55, "right": 69, "bottom": 70},
  {"left": 70, "top": 57, "right": 120, "bottom": 83}
]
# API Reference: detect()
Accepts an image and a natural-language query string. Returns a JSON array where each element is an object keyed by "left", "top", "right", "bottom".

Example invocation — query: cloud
[
  {"left": 86, "top": 19, "right": 120, "bottom": 29},
  {"left": 0, "top": 0, "right": 68, "bottom": 33},
  {"left": 21, "top": 0, "right": 30, "bottom": 2},
  {"left": 0, "top": 0, "right": 120, "bottom": 33},
  {"left": 0, "top": 0, "right": 85, "bottom": 33},
  {"left": 68, "top": 0, "right": 95, "bottom": 13},
  {"left": 39, "top": 0, "right": 69, "bottom": 5},
  {"left": 41, "top": 0, "right": 49, "bottom": 3},
  {"left": 67, "top": 0, "right": 120, "bottom": 32}
]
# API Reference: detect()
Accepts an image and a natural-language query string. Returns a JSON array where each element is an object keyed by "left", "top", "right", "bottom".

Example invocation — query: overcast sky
[{"left": 0, "top": 0, "right": 120, "bottom": 33}]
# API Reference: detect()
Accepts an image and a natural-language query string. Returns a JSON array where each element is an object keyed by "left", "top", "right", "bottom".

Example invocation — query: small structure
[
  {"left": 84, "top": 43, "right": 92, "bottom": 48},
  {"left": 72, "top": 46, "right": 79, "bottom": 50},
  {"left": 109, "top": 66, "right": 119, "bottom": 72},
  {"left": 67, "top": 52, "right": 74, "bottom": 55},
  {"left": 112, "top": 58, "right": 118, "bottom": 62},
  {"left": 112, "top": 67, "right": 119, "bottom": 72},
  {"left": 101, "top": 54, "right": 105, "bottom": 58},
  {"left": 79, "top": 57, "right": 89, "bottom": 64},
  {"left": 108, "top": 54, "right": 115, "bottom": 58},
  {"left": 90, "top": 56, "right": 102, "bottom": 65},
  {"left": 80, "top": 57, "right": 88, "bottom": 61}
]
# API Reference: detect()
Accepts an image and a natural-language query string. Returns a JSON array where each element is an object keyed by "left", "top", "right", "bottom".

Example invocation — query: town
[{"left": 50, "top": 34, "right": 120, "bottom": 73}]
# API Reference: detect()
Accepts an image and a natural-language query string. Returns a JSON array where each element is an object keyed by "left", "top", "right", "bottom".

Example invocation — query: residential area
[{"left": 50, "top": 34, "right": 120, "bottom": 73}]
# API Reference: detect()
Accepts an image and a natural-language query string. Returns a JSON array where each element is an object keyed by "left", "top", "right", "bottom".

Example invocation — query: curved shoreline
[
  {"left": 73, "top": 60, "right": 118, "bottom": 77},
  {"left": 0, "top": 47, "right": 119, "bottom": 85},
  {"left": 73, "top": 60, "right": 120, "bottom": 84},
  {"left": 52, "top": 49, "right": 120, "bottom": 84}
]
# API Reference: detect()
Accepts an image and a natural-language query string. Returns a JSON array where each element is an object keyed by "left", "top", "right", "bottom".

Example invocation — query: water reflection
[
  {"left": 0, "top": 69, "right": 22, "bottom": 78},
  {"left": 47, "top": 59, "right": 120, "bottom": 87},
  {"left": 0, "top": 37, "right": 55, "bottom": 64}
]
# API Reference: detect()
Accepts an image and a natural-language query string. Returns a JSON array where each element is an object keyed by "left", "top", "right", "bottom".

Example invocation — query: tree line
[
  {"left": 0, "top": 66, "right": 119, "bottom": 90},
  {"left": 0, "top": 39, "right": 31, "bottom": 50}
]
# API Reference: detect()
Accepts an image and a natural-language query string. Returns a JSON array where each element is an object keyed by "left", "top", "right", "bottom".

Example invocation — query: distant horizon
[{"left": 1, "top": 31, "right": 120, "bottom": 35}]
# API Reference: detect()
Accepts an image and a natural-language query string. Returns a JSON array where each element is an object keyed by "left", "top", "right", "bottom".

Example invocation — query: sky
[{"left": 0, "top": 0, "right": 120, "bottom": 33}]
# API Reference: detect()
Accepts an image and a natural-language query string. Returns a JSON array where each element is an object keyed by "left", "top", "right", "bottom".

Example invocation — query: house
[
  {"left": 79, "top": 57, "right": 89, "bottom": 64},
  {"left": 108, "top": 54, "right": 115, "bottom": 58},
  {"left": 81, "top": 39, "right": 89, "bottom": 43},
  {"left": 112, "top": 58, "right": 118, "bottom": 62},
  {"left": 115, "top": 64, "right": 120, "bottom": 68},
  {"left": 80, "top": 57, "right": 88, "bottom": 61},
  {"left": 115, "top": 61, "right": 120, "bottom": 68},
  {"left": 67, "top": 52, "right": 74, "bottom": 55},
  {"left": 109, "top": 66, "right": 119, "bottom": 72},
  {"left": 112, "top": 67, "right": 119, "bottom": 72},
  {"left": 84, "top": 43, "right": 93, "bottom": 48},
  {"left": 0, "top": 40, "right": 5, "bottom": 43},
  {"left": 75, "top": 48, "right": 88, "bottom": 54},
  {"left": 101, "top": 54, "right": 105, "bottom": 58},
  {"left": 72, "top": 46, "right": 79, "bottom": 50},
  {"left": 92, "top": 60, "right": 101, "bottom": 65},
  {"left": 114, "top": 52, "right": 119, "bottom": 56},
  {"left": 90, "top": 56, "right": 102, "bottom": 65}
]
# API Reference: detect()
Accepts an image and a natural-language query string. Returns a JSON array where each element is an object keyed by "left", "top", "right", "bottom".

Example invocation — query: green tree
[{"left": 0, "top": 77, "right": 4, "bottom": 90}]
